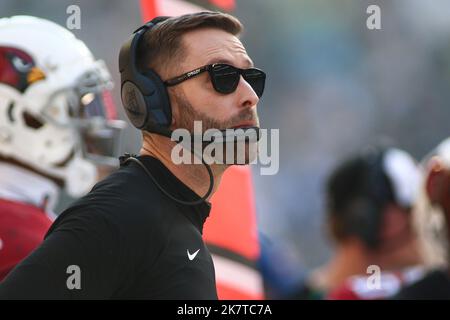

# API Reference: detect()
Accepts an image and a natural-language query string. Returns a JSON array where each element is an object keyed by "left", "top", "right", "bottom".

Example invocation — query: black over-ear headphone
[{"left": 119, "top": 16, "right": 173, "bottom": 137}]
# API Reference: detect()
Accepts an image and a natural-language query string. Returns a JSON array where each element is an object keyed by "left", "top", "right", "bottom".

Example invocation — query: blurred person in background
[
  {"left": 0, "top": 16, "right": 124, "bottom": 281},
  {"left": 257, "top": 232, "right": 309, "bottom": 299},
  {"left": 394, "top": 137, "right": 450, "bottom": 299},
  {"left": 304, "top": 147, "right": 424, "bottom": 299}
]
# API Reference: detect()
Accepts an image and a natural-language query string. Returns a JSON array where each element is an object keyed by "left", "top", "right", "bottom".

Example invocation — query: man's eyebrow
[{"left": 205, "top": 58, "right": 254, "bottom": 68}]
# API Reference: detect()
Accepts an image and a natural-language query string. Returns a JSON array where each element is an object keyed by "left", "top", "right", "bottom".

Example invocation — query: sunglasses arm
[{"left": 164, "top": 66, "right": 209, "bottom": 87}]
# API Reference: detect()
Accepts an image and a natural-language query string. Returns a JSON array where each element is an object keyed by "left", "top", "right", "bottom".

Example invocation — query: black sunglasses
[{"left": 164, "top": 63, "right": 266, "bottom": 98}]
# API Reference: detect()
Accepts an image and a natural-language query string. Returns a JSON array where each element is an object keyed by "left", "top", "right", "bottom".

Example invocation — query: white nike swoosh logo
[{"left": 187, "top": 249, "right": 200, "bottom": 261}]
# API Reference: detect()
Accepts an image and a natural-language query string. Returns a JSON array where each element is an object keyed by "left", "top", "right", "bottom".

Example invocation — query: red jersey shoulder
[{"left": 0, "top": 198, "right": 52, "bottom": 280}]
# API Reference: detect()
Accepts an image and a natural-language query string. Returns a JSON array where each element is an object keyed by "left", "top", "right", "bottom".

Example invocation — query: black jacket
[{"left": 0, "top": 156, "right": 217, "bottom": 299}]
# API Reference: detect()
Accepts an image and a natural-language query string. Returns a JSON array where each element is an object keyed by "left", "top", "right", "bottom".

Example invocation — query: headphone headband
[{"left": 133, "top": 16, "right": 170, "bottom": 33}]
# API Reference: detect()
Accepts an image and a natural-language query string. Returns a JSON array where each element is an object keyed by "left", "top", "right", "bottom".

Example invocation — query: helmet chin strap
[{"left": 121, "top": 126, "right": 260, "bottom": 206}]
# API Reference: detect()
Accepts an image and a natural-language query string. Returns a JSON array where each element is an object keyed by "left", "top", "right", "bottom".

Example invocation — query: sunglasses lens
[
  {"left": 211, "top": 64, "right": 240, "bottom": 94},
  {"left": 243, "top": 69, "right": 266, "bottom": 98}
]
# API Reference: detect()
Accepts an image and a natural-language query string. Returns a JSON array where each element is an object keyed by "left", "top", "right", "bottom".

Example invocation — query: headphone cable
[{"left": 120, "top": 142, "right": 214, "bottom": 206}]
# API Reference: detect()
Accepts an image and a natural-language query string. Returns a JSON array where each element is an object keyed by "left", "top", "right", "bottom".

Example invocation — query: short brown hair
[{"left": 136, "top": 11, "right": 243, "bottom": 77}]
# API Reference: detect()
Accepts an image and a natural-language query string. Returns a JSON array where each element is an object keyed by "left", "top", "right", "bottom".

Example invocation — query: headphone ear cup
[
  {"left": 121, "top": 80, "right": 149, "bottom": 129},
  {"left": 361, "top": 203, "right": 382, "bottom": 249},
  {"left": 140, "top": 69, "right": 172, "bottom": 132},
  {"left": 121, "top": 69, "right": 172, "bottom": 133},
  {"left": 345, "top": 199, "right": 381, "bottom": 249}
]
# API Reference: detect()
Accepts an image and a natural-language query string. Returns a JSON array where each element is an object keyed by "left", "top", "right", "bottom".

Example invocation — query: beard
[{"left": 172, "top": 90, "right": 259, "bottom": 165}]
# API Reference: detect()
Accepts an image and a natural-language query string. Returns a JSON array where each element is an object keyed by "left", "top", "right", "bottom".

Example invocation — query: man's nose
[{"left": 236, "top": 76, "right": 259, "bottom": 108}]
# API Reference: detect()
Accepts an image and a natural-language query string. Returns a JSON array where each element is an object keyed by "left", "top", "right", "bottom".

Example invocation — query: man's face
[{"left": 168, "top": 28, "right": 260, "bottom": 133}]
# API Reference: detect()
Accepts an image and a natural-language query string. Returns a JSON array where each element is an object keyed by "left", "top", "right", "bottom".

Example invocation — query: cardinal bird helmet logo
[{"left": 0, "top": 46, "right": 46, "bottom": 93}]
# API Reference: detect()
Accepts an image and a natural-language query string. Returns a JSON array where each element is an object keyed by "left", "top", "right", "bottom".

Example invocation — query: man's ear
[
  {"left": 426, "top": 157, "right": 450, "bottom": 218},
  {"left": 171, "top": 114, "right": 176, "bottom": 126},
  {"left": 426, "top": 157, "right": 450, "bottom": 242},
  {"left": 425, "top": 158, "right": 447, "bottom": 205}
]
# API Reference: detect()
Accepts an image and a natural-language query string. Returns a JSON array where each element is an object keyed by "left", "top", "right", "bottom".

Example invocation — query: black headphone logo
[{"left": 123, "top": 84, "right": 142, "bottom": 116}]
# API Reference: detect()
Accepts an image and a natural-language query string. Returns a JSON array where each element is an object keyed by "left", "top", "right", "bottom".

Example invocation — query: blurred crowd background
[{"left": 1, "top": 0, "right": 449, "bottom": 292}]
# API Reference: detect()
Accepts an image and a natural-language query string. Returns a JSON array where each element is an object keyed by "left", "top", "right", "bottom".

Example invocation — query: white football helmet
[{"left": 0, "top": 16, "right": 126, "bottom": 197}]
